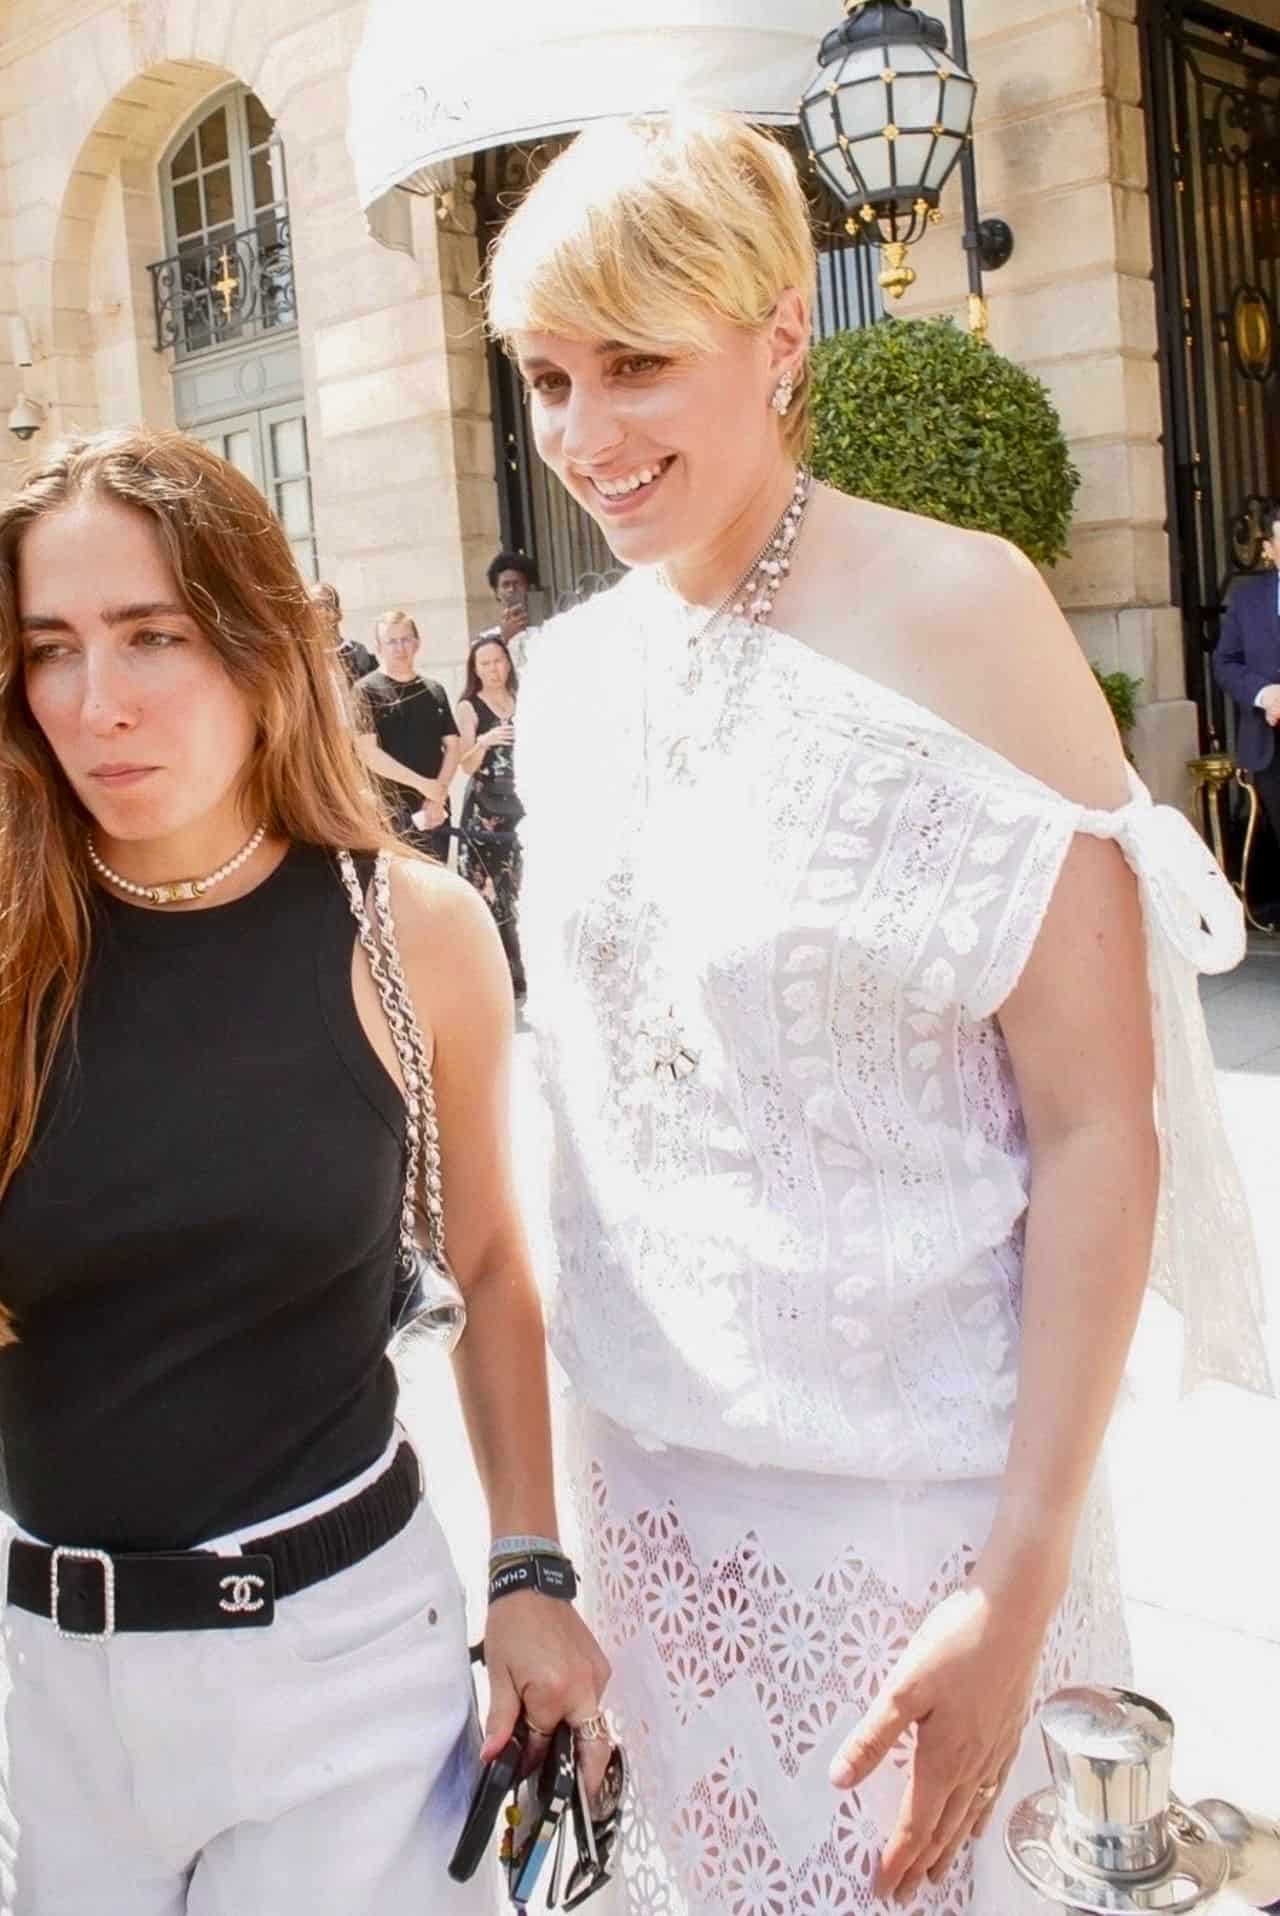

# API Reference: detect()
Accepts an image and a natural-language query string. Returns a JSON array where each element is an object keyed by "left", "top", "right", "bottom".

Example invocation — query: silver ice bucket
[{"left": 1005, "top": 1686, "right": 1280, "bottom": 1913}]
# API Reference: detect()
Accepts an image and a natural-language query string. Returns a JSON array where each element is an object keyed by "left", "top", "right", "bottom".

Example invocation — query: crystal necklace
[
  {"left": 87, "top": 822, "right": 267, "bottom": 906},
  {"left": 658, "top": 467, "right": 811, "bottom": 781},
  {"left": 634, "top": 467, "right": 814, "bottom": 1080}
]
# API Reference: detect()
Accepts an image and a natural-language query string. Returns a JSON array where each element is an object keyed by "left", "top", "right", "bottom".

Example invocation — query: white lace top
[{"left": 519, "top": 572, "right": 1270, "bottom": 1480}]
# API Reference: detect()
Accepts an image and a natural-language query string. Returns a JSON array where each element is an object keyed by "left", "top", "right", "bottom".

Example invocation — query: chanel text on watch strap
[{"left": 488, "top": 1554, "right": 578, "bottom": 1605}]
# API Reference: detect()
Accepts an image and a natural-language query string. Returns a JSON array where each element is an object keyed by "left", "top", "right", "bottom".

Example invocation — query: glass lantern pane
[
  {"left": 836, "top": 75, "right": 888, "bottom": 141},
  {"left": 276, "top": 478, "right": 311, "bottom": 540},
  {"left": 170, "top": 133, "right": 197, "bottom": 181},
  {"left": 203, "top": 164, "right": 234, "bottom": 229},
  {"left": 941, "top": 74, "right": 977, "bottom": 135},
  {"left": 271, "top": 415, "right": 307, "bottom": 477},
  {"left": 893, "top": 74, "right": 942, "bottom": 131},
  {"left": 890, "top": 134, "right": 933, "bottom": 194},
  {"left": 172, "top": 177, "right": 202, "bottom": 238},
  {"left": 886, "top": 42, "right": 936, "bottom": 74},
  {"left": 925, "top": 133, "right": 963, "bottom": 190},
  {"left": 849, "top": 137, "right": 893, "bottom": 196},
  {"left": 815, "top": 149, "right": 855, "bottom": 203},
  {"left": 199, "top": 108, "right": 229, "bottom": 168},
  {"left": 246, "top": 92, "right": 275, "bottom": 148},
  {"left": 802, "top": 91, "right": 838, "bottom": 157},
  {"left": 835, "top": 46, "right": 887, "bottom": 85}
]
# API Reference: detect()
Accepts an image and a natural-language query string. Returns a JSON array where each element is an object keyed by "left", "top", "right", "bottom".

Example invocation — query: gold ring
[
  {"left": 974, "top": 1781, "right": 999, "bottom": 1804},
  {"left": 571, "top": 1712, "right": 612, "bottom": 1743},
  {"left": 526, "top": 1719, "right": 558, "bottom": 1738}
]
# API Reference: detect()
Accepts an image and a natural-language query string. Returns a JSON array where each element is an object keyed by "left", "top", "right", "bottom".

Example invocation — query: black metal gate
[
  {"left": 1143, "top": 0, "right": 1280, "bottom": 751},
  {"left": 475, "top": 136, "right": 883, "bottom": 616}
]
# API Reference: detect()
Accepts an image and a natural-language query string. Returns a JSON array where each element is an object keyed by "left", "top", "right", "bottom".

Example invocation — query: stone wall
[
  {"left": 897, "top": 0, "right": 1197, "bottom": 801},
  {"left": 0, "top": 0, "right": 500, "bottom": 683}
]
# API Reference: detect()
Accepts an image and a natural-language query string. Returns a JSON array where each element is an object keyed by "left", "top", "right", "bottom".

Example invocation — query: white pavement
[{"left": 399, "top": 947, "right": 1280, "bottom": 1841}]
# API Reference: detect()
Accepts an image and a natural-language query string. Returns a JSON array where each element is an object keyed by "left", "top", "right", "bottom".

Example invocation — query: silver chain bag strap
[{"left": 338, "top": 849, "right": 467, "bottom": 1354}]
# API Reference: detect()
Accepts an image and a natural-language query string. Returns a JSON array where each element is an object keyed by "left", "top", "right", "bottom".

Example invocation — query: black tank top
[{"left": 0, "top": 844, "right": 403, "bottom": 1551}]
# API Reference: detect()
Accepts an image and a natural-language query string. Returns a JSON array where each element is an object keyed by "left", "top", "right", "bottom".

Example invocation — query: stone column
[{"left": 898, "top": 0, "right": 1196, "bottom": 803}]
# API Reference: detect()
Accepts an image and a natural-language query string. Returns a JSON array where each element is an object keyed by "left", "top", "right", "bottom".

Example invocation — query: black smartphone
[
  {"left": 447, "top": 1719, "right": 529, "bottom": 1883},
  {"left": 507, "top": 1721, "right": 575, "bottom": 1907}
]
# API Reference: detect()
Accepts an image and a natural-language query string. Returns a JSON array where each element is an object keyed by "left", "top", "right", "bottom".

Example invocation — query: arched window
[
  {"left": 154, "top": 87, "right": 294, "bottom": 358},
  {"left": 151, "top": 87, "right": 316, "bottom": 580}
]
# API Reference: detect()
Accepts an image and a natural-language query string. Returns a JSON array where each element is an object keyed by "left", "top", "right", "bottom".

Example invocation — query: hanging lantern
[{"left": 799, "top": 0, "right": 977, "bottom": 299}]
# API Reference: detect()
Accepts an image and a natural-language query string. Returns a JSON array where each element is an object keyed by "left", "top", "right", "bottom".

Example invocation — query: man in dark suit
[{"left": 1213, "top": 505, "right": 1280, "bottom": 850}]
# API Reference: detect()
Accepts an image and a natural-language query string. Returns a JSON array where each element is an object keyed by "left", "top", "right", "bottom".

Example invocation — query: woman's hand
[
  {"left": 829, "top": 1573, "right": 1055, "bottom": 1900},
  {"left": 482, "top": 1594, "right": 613, "bottom": 1794},
  {"left": 488, "top": 723, "right": 515, "bottom": 749}
]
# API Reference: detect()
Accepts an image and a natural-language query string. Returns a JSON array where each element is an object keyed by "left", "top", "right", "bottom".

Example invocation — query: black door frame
[{"left": 1141, "top": 0, "right": 1280, "bottom": 752}]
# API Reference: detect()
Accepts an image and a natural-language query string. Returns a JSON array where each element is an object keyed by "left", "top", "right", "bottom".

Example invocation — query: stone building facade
[{"left": 0, "top": 0, "right": 1275, "bottom": 803}]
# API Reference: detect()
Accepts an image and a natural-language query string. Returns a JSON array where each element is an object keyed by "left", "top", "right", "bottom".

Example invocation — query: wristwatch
[{"left": 488, "top": 1554, "right": 578, "bottom": 1605}]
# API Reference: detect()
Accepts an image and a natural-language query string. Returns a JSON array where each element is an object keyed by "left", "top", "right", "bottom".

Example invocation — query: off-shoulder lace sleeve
[
  {"left": 1076, "top": 777, "right": 1270, "bottom": 1395},
  {"left": 921, "top": 753, "right": 1269, "bottom": 1397}
]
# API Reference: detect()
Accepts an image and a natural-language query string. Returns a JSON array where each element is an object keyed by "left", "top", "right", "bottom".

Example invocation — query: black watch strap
[{"left": 488, "top": 1554, "right": 578, "bottom": 1605}]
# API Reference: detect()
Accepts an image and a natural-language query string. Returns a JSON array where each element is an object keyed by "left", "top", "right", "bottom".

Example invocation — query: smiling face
[
  {"left": 17, "top": 492, "right": 260, "bottom": 850},
  {"left": 515, "top": 307, "right": 797, "bottom": 572}
]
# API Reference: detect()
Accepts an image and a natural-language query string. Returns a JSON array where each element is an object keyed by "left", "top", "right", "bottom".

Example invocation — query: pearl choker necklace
[
  {"left": 658, "top": 466, "right": 812, "bottom": 645},
  {"left": 88, "top": 823, "right": 268, "bottom": 906}
]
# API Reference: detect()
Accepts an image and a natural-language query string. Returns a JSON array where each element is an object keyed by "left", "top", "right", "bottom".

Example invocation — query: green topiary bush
[{"left": 809, "top": 318, "right": 1080, "bottom": 566}]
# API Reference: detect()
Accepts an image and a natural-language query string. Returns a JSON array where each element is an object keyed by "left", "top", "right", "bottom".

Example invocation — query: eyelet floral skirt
[{"left": 568, "top": 1407, "right": 1130, "bottom": 1916}]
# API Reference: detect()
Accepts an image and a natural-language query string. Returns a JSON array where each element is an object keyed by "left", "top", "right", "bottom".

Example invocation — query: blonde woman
[
  {"left": 487, "top": 115, "right": 1266, "bottom": 1915},
  {"left": 0, "top": 430, "right": 608, "bottom": 1914}
]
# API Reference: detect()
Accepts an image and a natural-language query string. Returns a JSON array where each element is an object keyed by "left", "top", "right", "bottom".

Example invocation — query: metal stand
[{"left": 1188, "top": 754, "right": 1279, "bottom": 935}]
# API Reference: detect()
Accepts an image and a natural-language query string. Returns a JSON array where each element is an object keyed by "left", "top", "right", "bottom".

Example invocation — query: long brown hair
[{"left": 0, "top": 429, "right": 392, "bottom": 1338}]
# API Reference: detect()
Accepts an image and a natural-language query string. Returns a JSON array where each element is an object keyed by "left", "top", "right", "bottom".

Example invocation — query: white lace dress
[{"left": 517, "top": 572, "right": 1267, "bottom": 1916}]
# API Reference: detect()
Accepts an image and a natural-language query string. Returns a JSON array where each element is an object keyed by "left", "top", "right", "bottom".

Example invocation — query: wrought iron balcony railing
[{"left": 148, "top": 211, "right": 295, "bottom": 357}]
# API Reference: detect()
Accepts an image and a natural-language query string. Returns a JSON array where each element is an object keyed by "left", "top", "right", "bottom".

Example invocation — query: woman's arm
[
  {"left": 456, "top": 699, "right": 489, "bottom": 777},
  {"left": 830, "top": 541, "right": 1159, "bottom": 1897},
  {"left": 977, "top": 837, "right": 1157, "bottom": 1595},
  {"left": 388, "top": 863, "right": 611, "bottom": 1773}
]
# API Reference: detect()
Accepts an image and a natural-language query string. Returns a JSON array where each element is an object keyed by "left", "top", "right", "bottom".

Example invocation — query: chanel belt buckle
[
  {"left": 215, "top": 1553, "right": 276, "bottom": 1625},
  {"left": 50, "top": 1545, "right": 116, "bottom": 1642}
]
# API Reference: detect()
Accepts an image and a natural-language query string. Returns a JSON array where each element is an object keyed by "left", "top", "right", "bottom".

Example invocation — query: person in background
[
  {"left": 457, "top": 634, "right": 525, "bottom": 999},
  {"left": 479, "top": 550, "right": 539, "bottom": 673},
  {"left": 1214, "top": 504, "right": 1280, "bottom": 858},
  {"left": 311, "top": 580, "right": 376, "bottom": 685},
  {"left": 355, "top": 611, "right": 460, "bottom": 862}
]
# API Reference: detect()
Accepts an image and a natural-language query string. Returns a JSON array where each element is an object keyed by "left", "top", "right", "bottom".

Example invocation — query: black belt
[{"left": 6, "top": 1440, "right": 420, "bottom": 1640}]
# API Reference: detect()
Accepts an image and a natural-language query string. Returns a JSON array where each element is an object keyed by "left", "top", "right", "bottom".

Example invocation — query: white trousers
[{"left": 0, "top": 1438, "right": 494, "bottom": 1915}]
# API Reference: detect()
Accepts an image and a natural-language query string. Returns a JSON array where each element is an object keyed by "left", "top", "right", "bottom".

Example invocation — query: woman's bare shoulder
[
  {"left": 802, "top": 488, "right": 1129, "bottom": 809},
  {"left": 385, "top": 855, "right": 512, "bottom": 1028},
  {"left": 385, "top": 855, "right": 492, "bottom": 946}
]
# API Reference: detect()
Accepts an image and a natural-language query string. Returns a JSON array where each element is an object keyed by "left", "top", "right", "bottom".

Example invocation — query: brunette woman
[
  {"left": 0, "top": 429, "right": 607, "bottom": 1914},
  {"left": 457, "top": 633, "right": 526, "bottom": 998}
]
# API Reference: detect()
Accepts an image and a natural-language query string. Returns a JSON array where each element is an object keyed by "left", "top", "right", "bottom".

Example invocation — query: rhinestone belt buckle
[{"left": 50, "top": 1545, "right": 116, "bottom": 1642}]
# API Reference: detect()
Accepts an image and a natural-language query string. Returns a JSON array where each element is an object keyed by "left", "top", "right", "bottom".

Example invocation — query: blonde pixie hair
[{"left": 485, "top": 112, "right": 818, "bottom": 460}]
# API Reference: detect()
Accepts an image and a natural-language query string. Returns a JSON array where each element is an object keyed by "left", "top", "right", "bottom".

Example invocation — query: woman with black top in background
[
  {"left": 0, "top": 429, "right": 608, "bottom": 1915},
  {"left": 458, "top": 633, "right": 526, "bottom": 999}
]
